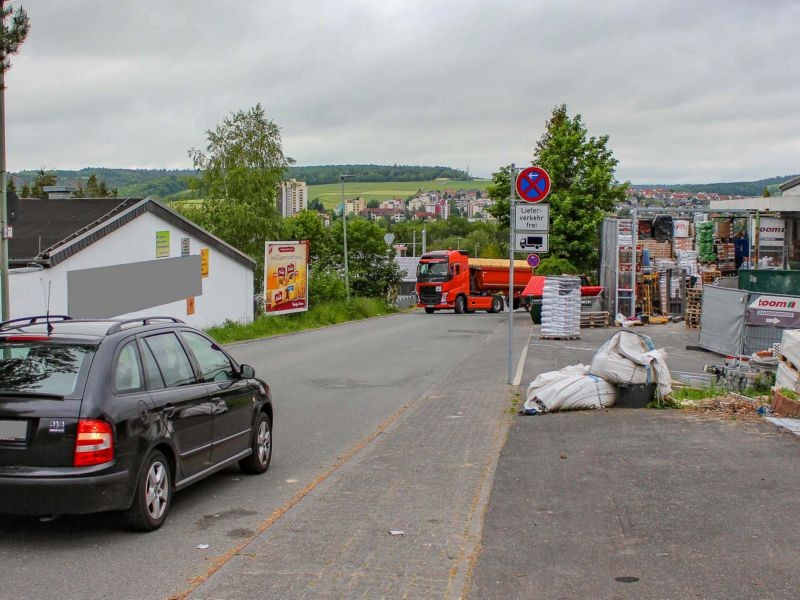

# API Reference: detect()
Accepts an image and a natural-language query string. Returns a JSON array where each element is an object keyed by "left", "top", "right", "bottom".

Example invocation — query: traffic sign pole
[{"left": 508, "top": 164, "right": 515, "bottom": 386}]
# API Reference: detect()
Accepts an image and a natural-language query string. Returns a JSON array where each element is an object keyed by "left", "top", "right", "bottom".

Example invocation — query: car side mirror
[{"left": 240, "top": 364, "right": 256, "bottom": 379}]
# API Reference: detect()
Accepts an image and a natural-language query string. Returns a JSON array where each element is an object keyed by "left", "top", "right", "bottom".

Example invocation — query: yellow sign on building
[
  {"left": 200, "top": 248, "right": 209, "bottom": 277},
  {"left": 155, "top": 231, "right": 170, "bottom": 258}
]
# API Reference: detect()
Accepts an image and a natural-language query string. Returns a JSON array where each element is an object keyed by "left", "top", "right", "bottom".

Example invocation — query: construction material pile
[
  {"left": 523, "top": 330, "right": 671, "bottom": 414},
  {"left": 540, "top": 276, "right": 581, "bottom": 339}
]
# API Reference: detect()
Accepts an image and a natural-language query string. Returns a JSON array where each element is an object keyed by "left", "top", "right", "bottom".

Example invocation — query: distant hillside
[
  {"left": 632, "top": 174, "right": 798, "bottom": 197},
  {"left": 12, "top": 164, "right": 471, "bottom": 199}
]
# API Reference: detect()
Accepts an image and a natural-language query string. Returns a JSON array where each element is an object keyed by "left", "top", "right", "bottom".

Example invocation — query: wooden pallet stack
[
  {"left": 685, "top": 288, "right": 703, "bottom": 328},
  {"left": 580, "top": 311, "right": 610, "bottom": 328}
]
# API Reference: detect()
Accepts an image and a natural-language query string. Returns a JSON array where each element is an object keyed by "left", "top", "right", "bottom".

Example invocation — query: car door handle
[
  {"left": 163, "top": 404, "right": 176, "bottom": 418},
  {"left": 211, "top": 397, "right": 222, "bottom": 404}
]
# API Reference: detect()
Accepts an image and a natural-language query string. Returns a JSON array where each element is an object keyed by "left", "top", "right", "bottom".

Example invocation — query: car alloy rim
[
  {"left": 257, "top": 421, "right": 271, "bottom": 465},
  {"left": 145, "top": 461, "right": 169, "bottom": 520}
]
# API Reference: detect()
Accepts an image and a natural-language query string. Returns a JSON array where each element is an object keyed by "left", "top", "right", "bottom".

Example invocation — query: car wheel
[
  {"left": 239, "top": 413, "right": 272, "bottom": 475},
  {"left": 490, "top": 295, "right": 503, "bottom": 313},
  {"left": 454, "top": 296, "right": 466, "bottom": 314},
  {"left": 124, "top": 450, "right": 172, "bottom": 531},
  {"left": 424, "top": 307, "right": 435, "bottom": 314}
]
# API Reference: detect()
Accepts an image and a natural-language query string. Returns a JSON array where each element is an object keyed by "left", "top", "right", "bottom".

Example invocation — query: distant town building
[
  {"left": 276, "top": 179, "right": 308, "bottom": 217},
  {"left": 345, "top": 197, "right": 367, "bottom": 215}
]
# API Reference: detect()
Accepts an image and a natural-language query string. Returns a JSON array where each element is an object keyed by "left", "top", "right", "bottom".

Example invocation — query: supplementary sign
[
  {"left": 514, "top": 203, "right": 549, "bottom": 232},
  {"left": 264, "top": 241, "right": 309, "bottom": 316},
  {"left": 155, "top": 231, "right": 170, "bottom": 258},
  {"left": 745, "top": 294, "right": 800, "bottom": 328},
  {"left": 515, "top": 232, "right": 549, "bottom": 253},
  {"left": 515, "top": 166, "right": 551, "bottom": 203},
  {"left": 181, "top": 237, "right": 190, "bottom": 256}
]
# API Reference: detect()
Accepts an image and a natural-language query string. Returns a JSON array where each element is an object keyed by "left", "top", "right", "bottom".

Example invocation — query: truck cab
[{"left": 416, "top": 250, "right": 528, "bottom": 314}]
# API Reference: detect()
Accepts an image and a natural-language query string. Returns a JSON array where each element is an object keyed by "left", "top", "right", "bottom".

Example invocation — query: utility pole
[
  {"left": 0, "top": 62, "right": 8, "bottom": 321},
  {"left": 0, "top": 1, "right": 30, "bottom": 321},
  {"left": 340, "top": 174, "right": 354, "bottom": 301}
]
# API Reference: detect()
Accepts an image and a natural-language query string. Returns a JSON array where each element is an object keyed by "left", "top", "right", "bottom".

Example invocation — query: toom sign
[
  {"left": 746, "top": 294, "right": 800, "bottom": 328},
  {"left": 750, "top": 217, "right": 785, "bottom": 247}
]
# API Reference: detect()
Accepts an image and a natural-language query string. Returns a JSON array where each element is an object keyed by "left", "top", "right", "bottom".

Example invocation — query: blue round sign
[
  {"left": 516, "top": 167, "right": 551, "bottom": 203},
  {"left": 527, "top": 253, "right": 541, "bottom": 268}
]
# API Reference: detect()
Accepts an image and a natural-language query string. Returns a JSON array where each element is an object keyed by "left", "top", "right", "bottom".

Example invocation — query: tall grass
[{"left": 206, "top": 298, "right": 398, "bottom": 344}]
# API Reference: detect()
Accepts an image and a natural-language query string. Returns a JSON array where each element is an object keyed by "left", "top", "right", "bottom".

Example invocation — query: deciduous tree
[{"left": 487, "top": 104, "right": 627, "bottom": 270}]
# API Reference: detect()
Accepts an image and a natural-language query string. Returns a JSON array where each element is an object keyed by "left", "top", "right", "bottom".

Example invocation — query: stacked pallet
[
  {"left": 640, "top": 239, "right": 673, "bottom": 259},
  {"left": 540, "top": 276, "right": 582, "bottom": 339},
  {"left": 580, "top": 311, "right": 610, "bottom": 328},
  {"left": 685, "top": 288, "right": 703, "bottom": 328},
  {"left": 700, "top": 267, "right": 721, "bottom": 283}
]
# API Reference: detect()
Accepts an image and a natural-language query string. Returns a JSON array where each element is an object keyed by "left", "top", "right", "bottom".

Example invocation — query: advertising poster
[
  {"left": 264, "top": 241, "right": 309, "bottom": 316},
  {"left": 750, "top": 217, "right": 785, "bottom": 248},
  {"left": 155, "top": 231, "right": 170, "bottom": 257}
]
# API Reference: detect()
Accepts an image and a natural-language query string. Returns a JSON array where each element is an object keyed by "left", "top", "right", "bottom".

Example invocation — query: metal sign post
[{"left": 508, "top": 164, "right": 516, "bottom": 385}]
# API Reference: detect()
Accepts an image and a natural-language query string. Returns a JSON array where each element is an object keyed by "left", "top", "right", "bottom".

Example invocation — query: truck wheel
[
  {"left": 490, "top": 295, "right": 503, "bottom": 313},
  {"left": 424, "top": 307, "right": 435, "bottom": 314},
  {"left": 454, "top": 296, "right": 466, "bottom": 314},
  {"left": 513, "top": 298, "right": 521, "bottom": 310}
]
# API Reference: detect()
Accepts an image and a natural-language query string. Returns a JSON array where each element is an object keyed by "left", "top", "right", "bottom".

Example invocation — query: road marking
[
  {"left": 171, "top": 398, "right": 418, "bottom": 600},
  {"left": 513, "top": 325, "right": 533, "bottom": 386}
]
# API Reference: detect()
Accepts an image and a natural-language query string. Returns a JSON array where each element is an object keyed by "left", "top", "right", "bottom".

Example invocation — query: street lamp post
[{"left": 340, "top": 174, "right": 355, "bottom": 301}]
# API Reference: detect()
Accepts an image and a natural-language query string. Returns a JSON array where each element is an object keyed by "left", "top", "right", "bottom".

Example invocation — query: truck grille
[{"left": 418, "top": 287, "right": 442, "bottom": 305}]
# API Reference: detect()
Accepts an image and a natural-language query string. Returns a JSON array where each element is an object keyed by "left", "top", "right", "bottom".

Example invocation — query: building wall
[
  {"left": 277, "top": 179, "right": 308, "bottom": 217},
  {"left": 8, "top": 210, "right": 254, "bottom": 328}
]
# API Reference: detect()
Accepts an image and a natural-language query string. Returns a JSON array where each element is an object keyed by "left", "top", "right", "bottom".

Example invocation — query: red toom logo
[{"left": 758, "top": 298, "right": 796, "bottom": 309}]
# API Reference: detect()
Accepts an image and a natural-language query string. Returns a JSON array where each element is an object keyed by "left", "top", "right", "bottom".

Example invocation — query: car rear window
[{"left": 0, "top": 342, "right": 95, "bottom": 397}]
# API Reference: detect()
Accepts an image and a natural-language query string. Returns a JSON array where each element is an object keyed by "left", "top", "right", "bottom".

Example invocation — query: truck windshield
[
  {"left": 0, "top": 342, "right": 95, "bottom": 397},
  {"left": 417, "top": 261, "right": 449, "bottom": 281}
]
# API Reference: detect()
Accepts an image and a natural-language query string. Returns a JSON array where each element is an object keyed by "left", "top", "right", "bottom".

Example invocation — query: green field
[{"left": 309, "top": 179, "right": 490, "bottom": 209}]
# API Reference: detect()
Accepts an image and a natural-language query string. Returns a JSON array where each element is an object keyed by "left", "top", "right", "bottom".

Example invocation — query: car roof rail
[
  {"left": 107, "top": 316, "right": 186, "bottom": 334},
  {"left": 0, "top": 315, "right": 73, "bottom": 331}
]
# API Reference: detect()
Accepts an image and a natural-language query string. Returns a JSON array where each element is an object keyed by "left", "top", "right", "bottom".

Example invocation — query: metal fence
[{"left": 699, "top": 285, "right": 798, "bottom": 356}]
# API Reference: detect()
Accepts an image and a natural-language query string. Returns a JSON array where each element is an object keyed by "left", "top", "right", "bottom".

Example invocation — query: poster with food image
[{"left": 264, "top": 241, "right": 309, "bottom": 315}]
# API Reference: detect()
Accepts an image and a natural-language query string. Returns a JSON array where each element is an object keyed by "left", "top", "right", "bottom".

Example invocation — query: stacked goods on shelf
[
  {"left": 541, "top": 276, "right": 582, "bottom": 339},
  {"left": 654, "top": 259, "right": 678, "bottom": 309},
  {"left": 715, "top": 242, "right": 735, "bottom": 272},
  {"left": 639, "top": 239, "right": 672, "bottom": 260},
  {"left": 653, "top": 215, "right": 673, "bottom": 242},
  {"left": 580, "top": 311, "right": 611, "bottom": 328},
  {"left": 676, "top": 250, "right": 699, "bottom": 277},
  {"left": 674, "top": 237, "right": 694, "bottom": 252},
  {"left": 685, "top": 288, "right": 703, "bottom": 328},
  {"left": 696, "top": 222, "right": 716, "bottom": 262}
]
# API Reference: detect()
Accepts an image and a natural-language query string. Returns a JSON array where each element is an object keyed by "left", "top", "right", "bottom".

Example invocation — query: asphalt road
[{"left": 0, "top": 310, "right": 512, "bottom": 600}]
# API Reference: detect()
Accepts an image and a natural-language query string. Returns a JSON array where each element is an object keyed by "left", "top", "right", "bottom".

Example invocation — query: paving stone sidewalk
[{"left": 191, "top": 320, "right": 527, "bottom": 599}]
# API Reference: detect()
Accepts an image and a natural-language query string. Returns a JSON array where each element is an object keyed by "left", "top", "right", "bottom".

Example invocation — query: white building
[
  {"left": 7, "top": 196, "right": 255, "bottom": 329},
  {"left": 277, "top": 179, "right": 308, "bottom": 217}
]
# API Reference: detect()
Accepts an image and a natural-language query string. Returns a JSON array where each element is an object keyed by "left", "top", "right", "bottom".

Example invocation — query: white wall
[{"left": 8, "top": 209, "right": 254, "bottom": 329}]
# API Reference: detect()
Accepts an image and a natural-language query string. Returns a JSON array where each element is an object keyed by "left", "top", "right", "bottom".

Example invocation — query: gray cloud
[{"left": 5, "top": 0, "right": 799, "bottom": 183}]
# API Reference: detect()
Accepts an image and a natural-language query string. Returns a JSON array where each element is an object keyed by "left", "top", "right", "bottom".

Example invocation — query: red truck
[
  {"left": 416, "top": 250, "right": 533, "bottom": 313},
  {"left": 416, "top": 250, "right": 604, "bottom": 314}
]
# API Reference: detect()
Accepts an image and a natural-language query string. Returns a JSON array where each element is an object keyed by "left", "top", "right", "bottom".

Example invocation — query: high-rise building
[{"left": 277, "top": 179, "right": 308, "bottom": 217}]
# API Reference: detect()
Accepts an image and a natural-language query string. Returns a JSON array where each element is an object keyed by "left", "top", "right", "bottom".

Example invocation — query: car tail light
[{"left": 74, "top": 419, "right": 114, "bottom": 467}]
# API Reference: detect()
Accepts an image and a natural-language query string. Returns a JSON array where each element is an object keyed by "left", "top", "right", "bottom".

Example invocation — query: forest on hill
[
  {"left": 632, "top": 174, "right": 798, "bottom": 197},
  {"left": 12, "top": 165, "right": 471, "bottom": 199},
  {"left": 12, "top": 166, "right": 797, "bottom": 200}
]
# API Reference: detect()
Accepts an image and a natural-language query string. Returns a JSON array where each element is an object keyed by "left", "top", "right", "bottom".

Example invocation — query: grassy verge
[{"left": 205, "top": 297, "right": 398, "bottom": 344}]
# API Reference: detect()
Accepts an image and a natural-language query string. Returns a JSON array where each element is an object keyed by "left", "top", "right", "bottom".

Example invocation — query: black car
[{"left": 0, "top": 315, "right": 273, "bottom": 531}]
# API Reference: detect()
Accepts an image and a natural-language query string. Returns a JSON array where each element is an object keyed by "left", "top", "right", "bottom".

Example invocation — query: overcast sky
[{"left": 5, "top": 0, "right": 799, "bottom": 183}]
